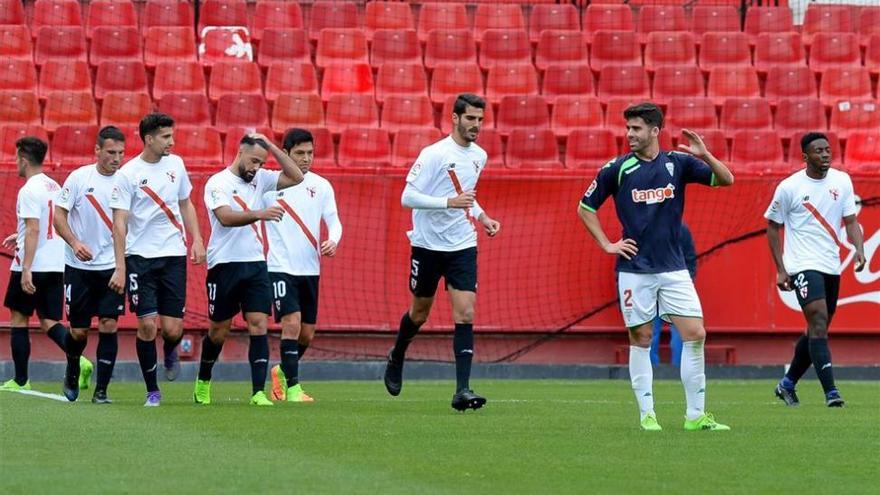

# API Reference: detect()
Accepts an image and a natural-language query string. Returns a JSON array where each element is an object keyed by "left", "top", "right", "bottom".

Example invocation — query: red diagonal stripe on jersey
[
  {"left": 85, "top": 193, "right": 113, "bottom": 231},
  {"left": 140, "top": 185, "right": 184, "bottom": 236},
  {"left": 803, "top": 201, "right": 846, "bottom": 250},
  {"left": 231, "top": 194, "right": 264, "bottom": 249},
  {"left": 276, "top": 199, "right": 319, "bottom": 250},
  {"left": 14, "top": 254, "right": 20, "bottom": 265},
  {"left": 447, "top": 169, "right": 475, "bottom": 224}
]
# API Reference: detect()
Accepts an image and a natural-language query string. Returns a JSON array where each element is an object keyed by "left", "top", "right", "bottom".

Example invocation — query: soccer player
[
  {"left": 53, "top": 126, "right": 127, "bottom": 403},
  {"left": 1, "top": 137, "right": 90, "bottom": 393},
  {"left": 766, "top": 132, "right": 865, "bottom": 408},
  {"left": 263, "top": 128, "right": 342, "bottom": 403},
  {"left": 109, "top": 113, "right": 206, "bottom": 407},
  {"left": 193, "top": 133, "right": 304, "bottom": 406},
  {"left": 383, "top": 93, "right": 501, "bottom": 411},
  {"left": 578, "top": 103, "right": 734, "bottom": 431}
]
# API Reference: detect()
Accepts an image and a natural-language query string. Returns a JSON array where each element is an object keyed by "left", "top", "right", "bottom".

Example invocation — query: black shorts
[
  {"left": 409, "top": 246, "right": 477, "bottom": 297},
  {"left": 64, "top": 266, "right": 125, "bottom": 329},
  {"left": 792, "top": 270, "right": 841, "bottom": 317},
  {"left": 126, "top": 255, "right": 186, "bottom": 318},
  {"left": 206, "top": 261, "right": 272, "bottom": 322},
  {"left": 4, "top": 271, "right": 64, "bottom": 321},
  {"left": 269, "top": 273, "right": 319, "bottom": 324}
]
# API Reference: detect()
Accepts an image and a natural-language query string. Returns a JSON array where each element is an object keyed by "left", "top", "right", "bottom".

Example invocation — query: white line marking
[{"left": 0, "top": 389, "right": 70, "bottom": 402}]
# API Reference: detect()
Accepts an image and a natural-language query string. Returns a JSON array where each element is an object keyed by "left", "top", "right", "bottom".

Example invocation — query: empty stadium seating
[
  {"left": 90, "top": 26, "right": 142, "bottom": 66},
  {"left": 565, "top": 129, "right": 619, "bottom": 170},
  {"left": 86, "top": 0, "right": 137, "bottom": 40},
  {"left": 542, "top": 65, "right": 594, "bottom": 104},
  {"left": 699, "top": 32, "right": 751, "bottom": 72},
  {"left": 536, "top": 31, "right": 588, "bottom": 72},
  {"left": 256, "top": 28, "right": 310, "bottom": 69},
  {"left": 252, "top": 1, "right": 303, "bottom": 41},
  {"left": 375, "top": 63, "right": 428, "bottom": 103},
  {"left": 417, "top": 2, "right": 468, "bottom": 43},
  {"left": 371, "top": 29, "right": 421, "bottom": 68},
  {"left": 337, "top": 128, "right": 391, "bottom": 168},
  {"left": 144, "top": 27, "right": 198, "bottom": 68},
  {"left": 530, "top": 4, "right": 580, "bottom": 43},
  {"left": 551, "top": 97, "right": 604, "bottom": 137},
  {"left": 265, "top": 62, "right": 318, "bottom": 102},
  {"left": 272, "top": 93, "right": 325, "bottom": 135},
  {"left": 158, "top": 93, "right": 212, "bottom": 127},
  {"left": 392, "top": 128, "right": 443, "bottom": 168},
  {"left": 0, "top": 26, "right": 32, "bottom": 61},
  {"left": 380, "top": 96, "right": 435, "bottom": 135},
  {"left": 430, "top": 64, "right": 483, "bottom": 106},
  {"left": 365, "top": 1, "right": 414, "bottom": 41},
  {"left": 0, "top": 125, "right": 49, "bottom": 163},
  {"left": 506, "top": 129, "right": 562, "bottom": 169},
  {"left": 51, "top": 125, "right": 100, "bottom": 166}
]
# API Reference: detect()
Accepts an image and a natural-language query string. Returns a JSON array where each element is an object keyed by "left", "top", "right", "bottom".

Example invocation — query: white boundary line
[{"left": 0, "top": 388, "right": 70, "bottom": 402}]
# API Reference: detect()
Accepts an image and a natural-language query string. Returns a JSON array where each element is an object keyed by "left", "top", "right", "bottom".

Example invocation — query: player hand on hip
[
  {"left": 21, "top": 268, "right": 36, "bottom": 295},
  {"left": 2, "top": 233, "right": 15, "bottom": 250},
  {"left": 479, "top": 214, "right": 500, "bottom": 237},
  {"left": 604, "top": 238, "right": 638, "bottom": 260},
  {"left": 258, "top": 205, "right": 285, "bottom": 222},
  {"left": 448, "top": 190, "right": 476, "bottom": 209},
  {"left": 190, "top": 239, "right": 207, "bottom": 265},
  {"left": 320, "top": 240, "right": 338, "bottom": 257},
  {"left": 71, "top": 240, "right": 94, "bottom": 262},
  {"left": 776, "top": 271, "right": 793, "bottom": 291},
  {"left": 677, "top": 129, "right": 710, "bottom": 158}
]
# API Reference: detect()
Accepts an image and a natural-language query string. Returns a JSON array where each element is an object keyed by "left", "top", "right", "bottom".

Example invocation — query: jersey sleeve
[
  {"left": 405, "top": 147, "right": 437, "bottom": 192},
  {"left": 18, "top": 185, "right": 42, "bottom": 219},
  {"left": 841, "top": 175, "right": 858, "bottom": 218},
  {"left": 204, "top": 177, "right": 230, "bottom": 211},
  {"left": 680, "top": 153, "right": 715, "bottom": 186},
  {"left": 764, "top": 182, "right": 789, "bottom": 224},
  {"left": 256, "top": 169, "right": 281, "bottom": 196},
  {"left": 56, "top": 170, "right": 79, "bottom": 212},
  {"left": 579, "top": 161, "right": 617, "bottom": 212},
  {"left": 109, "top": 169, "right": 133, "bottom": 211},
  {"left": 322, "top": 181, "right": 342, "bottom": 243},
  {"left": 177, "top": 159, "right": 193, "bottom": 201}
]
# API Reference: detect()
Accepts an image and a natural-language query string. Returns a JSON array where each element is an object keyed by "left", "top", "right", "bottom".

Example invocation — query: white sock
[
  {"left": 629, "top": 346, "right": 654, "bottom": 420},
  {"left": 681, "top": 340, "right": 706, "bottom": 421}
]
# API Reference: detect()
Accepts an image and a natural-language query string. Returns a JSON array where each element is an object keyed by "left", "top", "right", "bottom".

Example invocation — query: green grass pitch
[{"left": 1, "top": 379, "right": 877, "bottom": 494}]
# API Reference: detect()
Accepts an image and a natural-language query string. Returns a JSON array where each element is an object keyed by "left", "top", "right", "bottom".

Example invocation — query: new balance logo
[
  {"left": 283, "top": 351, "right": 299, "bottom": 356},
  {"left": 821, "top": 363, "right": 832, "bottom": 370},
  {"left": 254, "top": 359, "right": 268, "bottom": 364},
  {"left": 631, "top": 184, "right": 675, "bottom": 205}
]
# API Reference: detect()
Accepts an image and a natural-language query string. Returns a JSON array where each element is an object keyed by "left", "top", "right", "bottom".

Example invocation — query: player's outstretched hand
[
  {"left": 191, "top": 240, "right": 207, "bottom": 265},
  {"left": 21, "top": 269, "right": 35, "bottom": 295},
  {"left": 72, "top": 241, "right": 94, "bottom": 262},
  {"left": 109, "top": 268, "right": 125, "bottom": 295},
  {"left": 480, "top": 215, "right": 500, "bottom": 237},
  {"left": 604, "top": 238, "right": 638, "bottom": 260},
  {"left": 448, "top": 190, "right": 476, "bottom": 209},
  {"left": 258, "top": 205, "right": 285, "bottom": 222},
  {"left": 854, "top": 252, "right": 866, "bottom": 272},
  {"left": 776, "top": 271, "right": 793, "bottom": 291},
  {"left": 677, "top": 129, "right": 709, "bottom": 158},
  {"left": 2, "top": 233, "right": 15, "bottom": 250},
  {"left": 321, "top": 240, "right": 338, "bottom": 257}
]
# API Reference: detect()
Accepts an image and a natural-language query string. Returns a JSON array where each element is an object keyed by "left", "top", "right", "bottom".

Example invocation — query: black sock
[
  {"left": 163, "top": 334, "right": 181, "bottom": 359},
  {"left": 249, "top": 335, "right": 269, "bottom": 395},
  {"left": 64, "top": 333, "right": 87, "bottom": 379},
  {"left": 10, "top": 327, "right": 30, "bottom": 385},
  {"left": 136, "top": 338, "right": 159, "bottom": 392},
  {"left": 47, "top": 323, "right": 69, "bottom": 352},
  {"left": 809, "top": 337, "right": 837, "bottom": 394},
  {"left": 297, "top": 342, "right": 309, "bottom": 360},
  {"left": 281, "top": 339, "right": 300, "bottom": 387},
  {"left": 453, "top": 323, "right": 474, "bottom": 393},
  {"left": 391, "top": 313, "right": 421, "bottom": 362},
  {"left": 95, "top": 332, "right": 118, "bottom": 392},
  {"left": 784, "top": 335, "right": 812, "bottom": 385},
  {"left": 198, "top": 335, "right": 224, "bottom": 381}
]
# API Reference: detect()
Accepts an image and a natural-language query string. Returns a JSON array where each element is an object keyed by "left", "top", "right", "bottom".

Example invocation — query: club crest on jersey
[
  {"left": 665, "top": 162, "right": 674, "bottom": 177},
  {"left": 210, "top": 188, "right": 222, "bottom": 203},
  {"left": 473, "top": 160, "right": 482, "bottom": 173},
  {"left": 445, "top": 163, "right": 456, "bottom": 170},
  {"left": 59, "top": 187, "right": 71, "bottom": 203},
  {"left": 166, "top": 171, "right": 176, "bottom": 183},
  {"left": 829, "top": 188, "right": 839, "bottom": 201},
  {"left": 139, "top": 179, "right": 148, "bottom": 186},
  {"left": 406, "top": 163, "right": 422, "bottom": 181},
  {"left": 632, "top": 184, "right": 675, "bottom": 205},
  {"left": 307, "top": 186, "right": 316, "bottom": 198},
  {"left": 86, "top": 187, "right": 94, "bottom": 193}
]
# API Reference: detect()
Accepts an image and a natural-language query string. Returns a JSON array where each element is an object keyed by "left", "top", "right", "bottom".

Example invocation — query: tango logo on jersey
[
  {"left": 631, "top": 184, "right": 675, "bottom": 204},
  {"left": 307, "top": 186, "right": 316, "bottom": 198},
  {"left": 829, "top": 188, "right": 839, "bottom": 201},
  {"left": 166, "top": 171, "right": 176, "bottom": 183}
]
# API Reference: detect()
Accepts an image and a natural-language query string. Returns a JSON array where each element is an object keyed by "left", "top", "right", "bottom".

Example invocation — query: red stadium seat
[
  {"left": 699, "top": 32, "right": 751, "bottom": 72},
  {"left": 730, "top": 130, "right": 784, "bottom": 170},
  {"left": 721, "top": 98, "right": 773, "bottom": 134},
  {"left": 321, "top": 64, "right": 374, "bottom": 101},
  {"left": 380, "top": 95, "right": 435, "bottom": 135},
  {"left": 480, "top": 29, "right": 531, "bottom": 71},
  {"left": 371, "top": 29, "right": 421, "bottom": 69},
  {"left": 764, "top": 67, "right": 818, "bottom": 105},
  {"left": 529, "top": 4, "right": 580, "bottom": 44},
  {"left": 583, "top": 4, "right": 633, "bottom": 43},
  {"left": 867, "top": 34, "right": 880, "bottom": 76},
  {"left": 644, "top": 32, "right": 696, "bottom": 72},
  {"left": 144, "top": 0, "right": 194, "bottom": 30},
  {"left": 691, "top": 6, "right": 740, "bottom": 37},
  {"left": 375, "top": 63, "right": 428, "bottom": 104},
  {"left": 0, "top": 125, "right": 49, "bottom": 163},
  {"left": 597, "top": 66, "right": 650, "bottom": 101},
  {"left": 474, "top": 4, "right": 526, "bottom": 43},
  {"left": 0, "top": 60, "right": 37, "bottom": 92},
  {"left": 475, "top": 129, "right": 504, "bottom": 168},
  {"left": 440, "top": 96, "right": 495, "bottom": 134},
  {"left": 788, "top": 131, "right": 841, "bottom": 165},
  {"left": 392, "top": 128, "right": 443, "bottom": 168},
  {"left": 309, "top": 1, "right": 360, "bottom": 42},
  {"left": 95, "top": 61, "right": 149, "bottom": 100},
  {"left": 535, "top": 31, "right": 588, "bottom": 72},
  {"left": 745, "top": 7, "right": 793, "bottom": 45},
  {"left": 199, "top": 0, "right": 250, "bottom": 38},
  {"left": 430, "top": 64, "right": 483, "bottom": 106},
  {"left": 707, "top": 67, "right": 760, "bottom": 106},
  {"left": 325, "top": 94, "right": 379, "bottom": 135},
  {"left": 551, "top": 96, "right": 603, "bottom": 137},
  {"left": 0, "top": 0, "right": 25, "bottom": 25},
  {"left": 506, "top": 129, "right": 561, "bottom": 170},
  {"left": 44, "top": 92, "right": 98, "bottom": 132},
  {"left": 145, "top": 27, "right": 197, "bottom": 68},
  {"left": 174, "top": 126, "right": 224, "bottom": 168},
  {"left": 496, "top": 95, "right": 550, "bottom": 136},
  {"left": 843, "top": 132, "right": 880, "bottom": 169},
  {"left": 256, "top": 28, "right": 310, "bottom": 69},
  {"left": 637, "top": 6, "right": 688, "bottom": 43},
  {"left": 316, "top": 29, "right": 368, "bottom": 69},
  {"left": 208, "top": 61, "right": 262, "bottom": 102},
  {"left": 0, "top": 93, "right": 41, "bottom": 126},
  {"left": 51, "top": 125, "right": 100, "bottom": 166},
  {"left": 198, "top": 27, "right": 254, "bottom": 66},
  {"left": 565, "top": 129, "right": 618, "bottom": 170},
  {"left": 754, "top": 32, "right": 806, "bottom": 74},
  {"left": 604, "top": 98, "right": 643, "bottom": 128},
  {"left": 678, "top": 129, "right": 728, "bottom": 162},
  {"left": 802, "top": 5, "right": 854, "bottom": 46},
  {"left": 0, "top": 26, "right": 33, "bottom": 61},
  {"left": 775, "top": 99, "right": 827, "bottom": 136},
  {"left": 158, "top": 93, "right": 212, "bottom": 127},
  {"left": 858, "top": 7, "right": 880, "bottom": 46},
  {"left": 417, "top": 3, "right": 469, "bottom": 43},
  {"left": 86, "top": 0, "right": 137, "bottom": 39},
  {"left": 32, "top": 0, "right": 82, "bottom": 33},
  {"left": 89, "top": 26, "right": 141, "bottom": 66},
  {"left": 271, "top": 93, "right": 325, "bottom": 135},
  {"left": 424, "top": 29, "right": 477, "bottom": 71},
  {"left": 365, "top": 1, "right": 414, "bottom": 41},
  {"left": 215, "top": 94, "right": 270, "bottom": 130},
  {"left": 809, "top": 33, "right": 861, "bottom": 73},
  {"left": 830, "top": 100, "right": 880, "bottom": 139},
  {"left": 265, "top": 62, "right": 318, "bottom": 102},
  {"left": 39, "top": 60, "right": 91, "bottom": 100},
  {"left": 152, "top": 61, "right": 207, "bottom": 101},
  {"left": 590, "top": 30, "right": 641, "bottom": 72},
  {"left": 652, "top": 65, "right": 705, "bottom": 106},
  {"left": 35, "top": 26, "right": 86, "bottom": 66},
  {"left": 252, "top": 1, "right": 303, "bottom": 42},
  {"left": 486, "top": 65, "right": 539, "bottom": 104},
  {"left": 338, "top": 128, "right": 391, "bottom": 168},
  {"left": 819, "top": 67, "right": 873, "bottom": 107},
  {"left": 542, "top": 65, "right": 594, "bottom": 104},
  {"left": 666, "top": 98, "right": 717, "bottom": 134}
]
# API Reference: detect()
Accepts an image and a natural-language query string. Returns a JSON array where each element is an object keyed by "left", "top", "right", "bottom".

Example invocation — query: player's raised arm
[
  {"left": 246, "top": 132, "right": 303, "bottom": 189},
  {"left": 678, "top": 129, "right": 734, "bottom": 187}
]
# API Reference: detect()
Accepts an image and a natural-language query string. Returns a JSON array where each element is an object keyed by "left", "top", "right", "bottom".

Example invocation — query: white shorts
[{"left": 617, "top": 270, "right": 703, "bottom": 328}]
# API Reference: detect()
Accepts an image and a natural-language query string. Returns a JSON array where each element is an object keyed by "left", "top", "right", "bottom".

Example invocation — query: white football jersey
[
  {"left": 764, "top": 168, "right": 858, "bottom": 275},
  {"left": 109, "top": 154, "right": 193, "bottom": 258},
  {"left": 11, "top": 173, "right": 65, "bottom": 273},
  {"left": 263, "top": 172, "right": 341, "bottom": 276},
  {"left": 405, "top": 135, "right": 487, "bottom": 251},
  {"left": 204, "top": 168, "right": 280, "bottom": 269},
  {"left": 56, "top": 164, "right": 117, "bottom": 271}
]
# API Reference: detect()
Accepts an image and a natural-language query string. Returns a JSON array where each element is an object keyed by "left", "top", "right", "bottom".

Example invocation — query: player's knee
[
  {"left": 70, "top": 328, "right": 88, "bottom": 341},
  {"left": 409, "top": 309, "right": 430, "bottom": 326},
  {"left": 453, "top": 307, "right": 475, "bottom": 324},
  {"left": 628, "top": 328, "right": 653, "bottom": 347},
  {"left": 98, "top": 318, "right": 118, "bottom": 333},
  {"left": 138, "top": 318, "right": 158, "bottom": 339}
]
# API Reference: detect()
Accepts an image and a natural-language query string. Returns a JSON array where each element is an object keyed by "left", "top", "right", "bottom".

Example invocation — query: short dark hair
[
  {"left": 453, "top": 93, "right": 486, "bottom": 116},
  {"left": 800, "top": 132, "right": 829, "bottom": 153},
  {"left": 138, "top": 112, "right": 175, "bottom": 142},
  {"left": 623, "top": 102, "right": 664, "bottom": 130},
  {"left": 239, "top": 134, "right": 270, "bottom": 150},
  {"left": 282, "top": 128, "right": 314, "bottom": 152},
  {"left": 15, "top": 136, "right": 48, "bottom": 166},
  {"left": 97, "top": 125, "right": 126, "bottom": 147}
]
